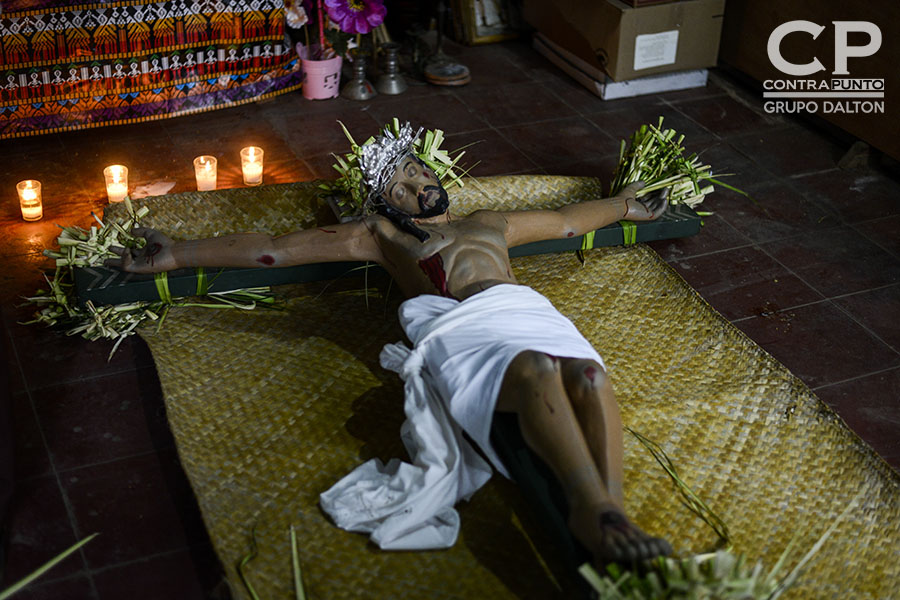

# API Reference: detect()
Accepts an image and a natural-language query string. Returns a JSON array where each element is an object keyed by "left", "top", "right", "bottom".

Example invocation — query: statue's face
[{"left": 383, "top": 154, "right": 448, "bottom": 217}]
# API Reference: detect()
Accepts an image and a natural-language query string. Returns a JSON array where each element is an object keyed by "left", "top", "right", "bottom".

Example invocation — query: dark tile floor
[{"left": 1, "top": 39, "right": 899, "bottom": 599}]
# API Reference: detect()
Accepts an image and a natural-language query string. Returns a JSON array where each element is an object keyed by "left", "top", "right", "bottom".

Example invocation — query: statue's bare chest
[
  {"left": 369, "top": 213, "right": 514, "bottom": 299},
  {"left": 373, "top": 215, "right": 502, "bottom": 260}
]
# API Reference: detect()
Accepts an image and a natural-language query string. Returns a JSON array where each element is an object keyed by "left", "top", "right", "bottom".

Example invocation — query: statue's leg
[
  {"left": 559, "top": 359, "right": 624, "bottom": 507},
  {"left": 496, "top": 351, "right": 613, "bottom": 508},
  {"left": 496, "top": 351, "right": 671, "bottom": 564}
]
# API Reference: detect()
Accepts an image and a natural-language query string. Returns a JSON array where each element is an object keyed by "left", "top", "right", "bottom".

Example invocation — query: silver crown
[{"left": 359, "top": 121, "right": 422, "bottom": 205}]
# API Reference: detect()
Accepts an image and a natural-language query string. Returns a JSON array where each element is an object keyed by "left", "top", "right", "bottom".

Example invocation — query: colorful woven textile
[{"left": 0, "top": 0, "right": 303, "bottom": 138}]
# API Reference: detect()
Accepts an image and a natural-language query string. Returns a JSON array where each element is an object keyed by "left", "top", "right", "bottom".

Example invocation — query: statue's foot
[{"left": 569, "top": 502, "right": 672, "bottom": 565}]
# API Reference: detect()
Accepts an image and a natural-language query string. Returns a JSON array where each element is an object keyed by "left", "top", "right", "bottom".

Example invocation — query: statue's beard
[
  {"left": 415, "top": 185, "right": 449, "bottom": 218},
  {"left": 375, "top": 185, "right": 450, "bottom": 243}
]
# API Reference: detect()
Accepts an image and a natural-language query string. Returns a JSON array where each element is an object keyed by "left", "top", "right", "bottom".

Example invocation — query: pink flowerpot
[{"left": 298, "top": 44, "right": 342, "bottom": 100}]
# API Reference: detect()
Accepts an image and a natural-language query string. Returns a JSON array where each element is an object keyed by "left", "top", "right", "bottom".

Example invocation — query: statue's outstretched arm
[
  {"left": 501, "top": 182, "right": 667, "bottom": 247},
  {"left": 104, "top": 220, "right": 381, "bottom": 274}
]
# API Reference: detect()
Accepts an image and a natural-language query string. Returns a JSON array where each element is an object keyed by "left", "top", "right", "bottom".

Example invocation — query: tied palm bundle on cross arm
[
  {"left": 610, "top": 117, "right": 745, "bottom": 209},
  {"left": 22, "top": 200, "right": 276, "bottom": 360}
]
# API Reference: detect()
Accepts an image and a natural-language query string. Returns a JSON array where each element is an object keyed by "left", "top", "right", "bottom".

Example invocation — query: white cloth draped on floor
[{"left": 319, "top": 284, "right": 604, "bottom": 550}]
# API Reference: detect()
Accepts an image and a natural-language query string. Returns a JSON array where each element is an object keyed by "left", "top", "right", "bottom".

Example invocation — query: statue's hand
[
  {"left": 621, "top": 182, "right": 668, "bottom": 222},
  {"left": 104, "top": 227, "right": 177, "bottom": 273}
]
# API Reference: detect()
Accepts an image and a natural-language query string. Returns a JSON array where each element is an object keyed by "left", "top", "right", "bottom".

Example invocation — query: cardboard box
[
  {"left": 533, "top": 31, "right": 709, "bottom": 100},
  {"left": 523, "top": 0, "right": 726, "bottom": 81}
]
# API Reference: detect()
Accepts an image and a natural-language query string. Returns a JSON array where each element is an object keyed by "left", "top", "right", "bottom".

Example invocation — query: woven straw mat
[{"left": 108, "top": 177, "right": 900, "bottom": 600}]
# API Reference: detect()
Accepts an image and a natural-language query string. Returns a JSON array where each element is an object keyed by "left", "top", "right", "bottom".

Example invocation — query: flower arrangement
[
  {"left": 286, "top": 0, "right": 387, "bottom": 60},
  {"left": 284, "top": 0, "right": 313, "bottom": 30},
  {"left": 325, "top": 0, "right": 386, "bottom": 36}
]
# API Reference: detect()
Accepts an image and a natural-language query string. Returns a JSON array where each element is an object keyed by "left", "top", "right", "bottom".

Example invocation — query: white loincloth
[{"left": 319, "top": 284, "right": 604, "bottom": 550}]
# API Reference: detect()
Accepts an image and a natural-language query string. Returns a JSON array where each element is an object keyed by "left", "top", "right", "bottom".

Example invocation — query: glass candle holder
[
  {"left": 240, "top": 146, "right": 264, "bottom": 186},
  {"left": 17, "top": 179, "right": 42, "bottom": 221},
  {"left": 103, "top": 165, "right": 129, "bottom": 203},
  {"left": 193, "top": 155, "right": 218, "bottom": 191}
]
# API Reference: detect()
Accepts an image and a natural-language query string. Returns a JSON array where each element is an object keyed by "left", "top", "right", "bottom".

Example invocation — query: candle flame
[
  {"left": 110, "top": 165, "right": 122, "bottom": 184},
  {"left": 248, "top": 147, "right": 255, "bottom": 161},
  {"left": 22, "top": 181, "right": 37, "bottom": 201}
]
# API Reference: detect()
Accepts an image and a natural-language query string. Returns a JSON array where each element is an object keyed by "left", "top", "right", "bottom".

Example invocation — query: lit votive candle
[
  {"left": 193, "top": 155, "right": 218, "bottom": 191},
  {"left": 103, "top": 164, "right": 129, "bottom": 203},
  {"left": 240, "top": 146, "right": 264, "bottom": 186},
  {"left": 17, "top": 179, "right": 43, "bottom": 221}
]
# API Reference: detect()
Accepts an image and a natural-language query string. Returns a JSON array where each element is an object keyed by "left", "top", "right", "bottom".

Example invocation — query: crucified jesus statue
[{"left": 106, "top": 121, "right": 672, "bottom": 568}]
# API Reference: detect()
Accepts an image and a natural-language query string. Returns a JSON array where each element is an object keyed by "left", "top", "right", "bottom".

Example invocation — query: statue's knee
[
  {"left": 564, "top": 359, "right": 609, "bottom": 399},
  {"left": 499, "top": 351, "right": 562, "bottom": 412},
  {"left": 509, "top": 350, "right": 559, "bottom": 383}
]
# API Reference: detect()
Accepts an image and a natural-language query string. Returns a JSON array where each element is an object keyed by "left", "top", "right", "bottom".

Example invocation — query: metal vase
[
  {"left": 376, "top": 42, "right": 407, "bottom": 95},
  {"left": 341, "top": 57, "right": 376, "bottom": 101}
]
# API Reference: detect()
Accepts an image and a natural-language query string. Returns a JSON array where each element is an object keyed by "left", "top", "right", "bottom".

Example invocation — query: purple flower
[{"left": 324, "top": 0, "right": 386, "bottom": 35}]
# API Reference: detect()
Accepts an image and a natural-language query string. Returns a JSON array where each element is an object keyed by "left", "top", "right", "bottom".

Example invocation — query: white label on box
[{"left": 634, "top": 30, "right": 679, "bottom": 71}]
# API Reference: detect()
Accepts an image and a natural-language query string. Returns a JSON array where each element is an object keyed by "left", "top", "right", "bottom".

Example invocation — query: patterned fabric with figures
[{"left": 0, "top": 0, "right": 303, "bottom": 138}]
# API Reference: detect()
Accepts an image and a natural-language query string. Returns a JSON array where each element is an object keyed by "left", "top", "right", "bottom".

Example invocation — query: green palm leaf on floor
[{"left": 0, "top": 534, "right": 97, "bottom": 599}]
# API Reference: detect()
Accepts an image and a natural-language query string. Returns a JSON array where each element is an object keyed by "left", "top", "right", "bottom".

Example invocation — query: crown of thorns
[
  {"left": 359, "top": 121, "right": 421, "bottom": 206},
  {"left": 322, "top": 119, "right": 467, "bottom": 216}
]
